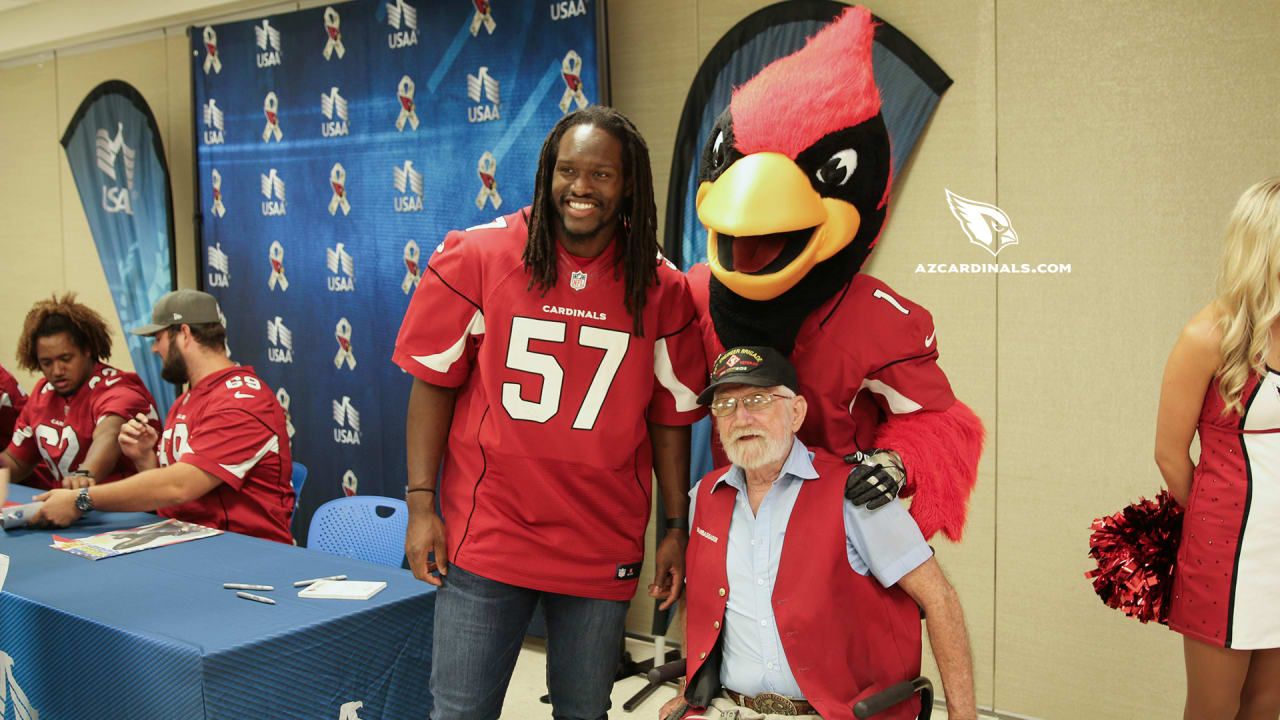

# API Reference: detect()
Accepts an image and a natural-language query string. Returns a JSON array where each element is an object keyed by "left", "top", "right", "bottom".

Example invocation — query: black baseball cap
[
  {"left": 131, "top": 289, "right": 222, "bottom": 336},
  {"left": 696, "top": 346, "right": 799, "bottom": 405}
]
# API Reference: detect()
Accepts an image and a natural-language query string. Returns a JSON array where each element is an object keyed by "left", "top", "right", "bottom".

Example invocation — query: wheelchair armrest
[
  {"left": 647, "top": 657, "right": 687, "bottom": 685},
  {"left": 852, "top": 676, "right": 933, "bottom": 719}
]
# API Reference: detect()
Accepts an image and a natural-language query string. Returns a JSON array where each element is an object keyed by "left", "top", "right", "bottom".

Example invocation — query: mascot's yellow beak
[{"left": 698, "top": 153, "right": 861, "bottom": 301}]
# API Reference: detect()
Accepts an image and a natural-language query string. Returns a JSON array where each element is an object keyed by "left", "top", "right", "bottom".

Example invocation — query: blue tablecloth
[{"left": 1, "top": 484, "right": 434, "bottom": 719}]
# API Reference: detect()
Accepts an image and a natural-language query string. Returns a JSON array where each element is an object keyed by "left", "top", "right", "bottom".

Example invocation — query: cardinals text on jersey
[{"left": 386, "top": 0, "right": 418, "bottom": 48}]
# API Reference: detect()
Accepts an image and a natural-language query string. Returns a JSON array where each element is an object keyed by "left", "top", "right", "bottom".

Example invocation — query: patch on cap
[{"left": 712, "top": 347, "right": 764, "bottom": 381}]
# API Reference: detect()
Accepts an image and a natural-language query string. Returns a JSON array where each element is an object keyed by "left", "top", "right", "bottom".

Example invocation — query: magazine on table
[{"left": 51, "top": 518, "right": 222, "bottom": 560}]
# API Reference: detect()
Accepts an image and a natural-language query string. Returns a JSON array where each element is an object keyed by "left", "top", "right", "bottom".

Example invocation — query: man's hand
[
  {"left": 657, "top": 695, "right": 687, "bottom": 720},
  {"left": 649, "top": 529, "right": 687, "bottom": 610},
  {"left": 118, "top": 413, "right": 160, "bottom": 470},
  {"left": 843, "top": 448, "right": 905, "bottom": 509},
  {"left": 405, "top": 508, "right": 449, "bottom": 586},
  {"left": 62, "top": 471, "right": 95, "bottom": 490},
  {"left": 30, "top": 488, "right": 83, "bottom": 527}
]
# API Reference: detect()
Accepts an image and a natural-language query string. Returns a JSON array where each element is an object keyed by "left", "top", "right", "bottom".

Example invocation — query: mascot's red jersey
[
  {"left": 6, "top": 363, "right": 158, "bottom": 490},
  {"left": 688, "top": 6, "right": 983, "bottom": 540},
  {"left": 393, "top": 209, "right": 707, "bottom": 601}
]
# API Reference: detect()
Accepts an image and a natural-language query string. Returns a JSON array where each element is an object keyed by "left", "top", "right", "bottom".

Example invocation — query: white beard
[{"left": 722, "top": 426, "right": 791, "bottom": 470}]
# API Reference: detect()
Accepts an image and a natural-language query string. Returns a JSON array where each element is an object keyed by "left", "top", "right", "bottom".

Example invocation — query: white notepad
[{"left": 297, "top": 580, "right": 386, "bottom": 600}]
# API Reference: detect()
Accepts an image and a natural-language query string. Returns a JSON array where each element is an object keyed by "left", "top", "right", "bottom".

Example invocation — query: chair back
[
  {"left": 291, "top": 462, "right": 308, "bottom": 505},
  {"left": 307, "top": 496, "right": 408, "bottom": 568}
]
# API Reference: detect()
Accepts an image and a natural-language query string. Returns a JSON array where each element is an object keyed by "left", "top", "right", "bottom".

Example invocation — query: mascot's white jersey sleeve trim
[
  {"left": 413, "top": 310, "right": 486, "bottom": 373},
  {"left": 654, "top": 337, "right": 699, "bottom": 412},
  {"left": 853, "top": 378, "right": 923, "bottom": 415}
]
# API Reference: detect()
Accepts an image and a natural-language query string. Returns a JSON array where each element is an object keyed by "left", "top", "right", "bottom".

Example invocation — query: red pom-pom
[{"left": 1086, "top": 490, "right": 1184, "bottom": 625}]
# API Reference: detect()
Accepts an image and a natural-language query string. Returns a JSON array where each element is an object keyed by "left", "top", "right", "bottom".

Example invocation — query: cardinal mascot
[{"left": 688, "top": 6, "right": 984, "bottom": 542}]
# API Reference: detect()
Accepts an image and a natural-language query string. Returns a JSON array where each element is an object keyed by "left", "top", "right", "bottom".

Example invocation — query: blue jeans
[{"left": 429, "top": 564, "right": 630, "bottom": 720}]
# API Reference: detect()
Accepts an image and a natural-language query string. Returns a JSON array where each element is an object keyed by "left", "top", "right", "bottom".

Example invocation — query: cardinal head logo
[{"left": 945, "top": 189, "right": 1019, "bottom": 258}]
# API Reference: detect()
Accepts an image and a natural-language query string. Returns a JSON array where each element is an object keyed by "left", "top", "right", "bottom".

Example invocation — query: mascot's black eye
[
  {"left": 815, "top": 149, "right": 858, "bottom": 187},
  {"left": 710, "top": 131, "right": 728, "bottom": 171}
]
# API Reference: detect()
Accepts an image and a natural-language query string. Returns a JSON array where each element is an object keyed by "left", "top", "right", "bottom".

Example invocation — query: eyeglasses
[{"left": 709, "top": 392, "right": 791, "bottom": 417}]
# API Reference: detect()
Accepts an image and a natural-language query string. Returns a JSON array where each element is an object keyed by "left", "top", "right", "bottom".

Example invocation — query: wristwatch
[{"left": 75, "top": 487, "right": 95, "bottom": 512}]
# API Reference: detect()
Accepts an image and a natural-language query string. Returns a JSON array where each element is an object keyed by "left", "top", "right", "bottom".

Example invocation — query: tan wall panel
[
  {"left": 0, "top": 59, "right": 62, "bottom": 390},
  {"left": 54, "top": 37, "right": 173, "bottom": 374},
  {"left": 859, "top": 0, "right": 998, "bottom": 710},
  {"left": 994, "top": 1, "right": 1280, "bottom": 717},
  {"left": 167, "top": 30, "right": 198, "bottom": 291}
]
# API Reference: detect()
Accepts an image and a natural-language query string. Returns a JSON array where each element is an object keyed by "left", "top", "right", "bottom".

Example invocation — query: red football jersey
[
  {"left": 0, "top": 364, "right": 27, "bottom": 447},
  {"left": 688, "top": 265, "right": 956, "bottom": 463},
  {"left": 6, "top": 363, "right": 160, "bottom": 490},
  {"left": 156, "top": 365, "right": 294, "bottom": 544},
  {"left": 393, "top": 209, "right": 707, "bottom": 600}
]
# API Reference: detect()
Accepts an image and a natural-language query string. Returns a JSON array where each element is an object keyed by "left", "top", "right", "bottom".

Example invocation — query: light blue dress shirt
[{"left": 688, "top": 437, "right": 933, "bottom": 699}]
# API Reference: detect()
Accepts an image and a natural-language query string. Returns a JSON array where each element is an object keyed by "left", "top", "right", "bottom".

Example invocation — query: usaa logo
[
  {"left": 466, "top": 66, "right": 500, "bottom": 124},
  {"left": 550, "top": 0, "right": 587, "bottom": 20},
  {"left": 261, "top": 168, "right": 287, "bottom": 216},
  {"left": 207, "top": 242, "right": 230, "bottom": 287},
  {"left": 393, "top": 161, "right": 423, "bottom": 213},
  {"left": 332, "top": 395, "right": 361, "bottom": 445},
  {"left": 266, "top": 316, "right": 293, "bottom": 363},
  {"left": 255, "top": 19, "right": 282, "bottom": 67},
  {"left": 321, "top": 87, "right": 349, "bottom": 137},
  {"left": 202, "top": 99, "right": 225, "bottom": 144},
  {"left": 385, "top": 0, "right": 418, "bottom": 49}
]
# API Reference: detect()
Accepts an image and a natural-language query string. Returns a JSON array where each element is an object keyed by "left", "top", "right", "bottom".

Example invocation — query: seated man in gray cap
[
  {"left": 33, "top": 290, "right": 295, "bottom": 543},
  {"left": 664, "top": 346, "right": 976, "bottom": 720}
]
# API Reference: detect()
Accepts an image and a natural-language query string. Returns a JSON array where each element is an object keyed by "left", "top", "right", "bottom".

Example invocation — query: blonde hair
[{"left": 1215, "top": 177, "right": 1280, "bottom": 415}]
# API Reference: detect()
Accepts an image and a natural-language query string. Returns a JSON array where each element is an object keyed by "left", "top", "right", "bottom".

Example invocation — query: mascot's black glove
[{"left": 843, "top": 448, "right": 905, "bottom": 510}]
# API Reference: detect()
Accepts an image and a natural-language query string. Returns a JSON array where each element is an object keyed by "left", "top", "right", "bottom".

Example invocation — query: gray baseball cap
[{"left": 131, "top": 289, "right": 222, "bottom": 336}]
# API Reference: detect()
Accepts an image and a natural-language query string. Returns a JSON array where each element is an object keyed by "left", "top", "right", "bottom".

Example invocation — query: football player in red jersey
[
  {"left": 33, "top": 290, "right": 294, "bottom": 544},
  {"left": 0, "top": 364, "right": 28, "bottom": 447},
  {"left": 1, "top": 294, "right": 159, "bottom": 491},
  {"left": 393, "top": 106, "right": 707, "bottom": 720}
]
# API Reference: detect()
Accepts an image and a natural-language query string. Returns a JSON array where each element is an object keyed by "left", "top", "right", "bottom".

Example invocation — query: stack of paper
[{"left": 298, "top": 580, "right": 386, "bottom": 600}]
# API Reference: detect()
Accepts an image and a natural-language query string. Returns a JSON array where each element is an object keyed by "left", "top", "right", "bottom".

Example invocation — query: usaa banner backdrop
[{"left": 192, "top": 0, "right": 601, "bottom": 540}]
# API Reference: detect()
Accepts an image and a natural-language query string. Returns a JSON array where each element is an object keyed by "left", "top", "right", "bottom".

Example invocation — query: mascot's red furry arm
[
  {"left": 688, "top": 5, "right": 984, "bottom": 541},
  {"left": 875, "top": 402, "right": 984, "bottom": 541}
]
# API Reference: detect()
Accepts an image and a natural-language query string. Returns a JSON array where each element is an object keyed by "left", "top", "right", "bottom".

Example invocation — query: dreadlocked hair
[
  {"left": 524, "top": 105, "right": 659, "bottom": 336},
  {"left": 17, "top": 293, "right": 113, "bottom": 372}
]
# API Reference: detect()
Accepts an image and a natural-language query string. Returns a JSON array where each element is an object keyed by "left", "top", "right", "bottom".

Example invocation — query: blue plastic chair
[
  {"left": 306, "top": 496, "right": 409, "bottom": 568},
  {"left": 290, "top": 461, "right": 308, "bottom": 507}
]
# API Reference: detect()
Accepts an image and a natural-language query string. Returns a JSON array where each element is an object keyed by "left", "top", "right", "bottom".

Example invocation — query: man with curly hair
[
  {"left": 1, "top": 294, "right": 160, "bottom": 490},
  {"left": 33, "top": 289, "right": 295, "bottom": 544}
]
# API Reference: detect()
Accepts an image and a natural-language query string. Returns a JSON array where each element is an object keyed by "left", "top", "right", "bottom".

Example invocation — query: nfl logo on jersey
[{"left": 570, "top": 271, "right": 588, "bottom": 291}]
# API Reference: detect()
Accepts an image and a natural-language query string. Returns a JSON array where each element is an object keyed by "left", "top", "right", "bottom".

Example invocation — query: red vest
[{"left": 684, "top": 448, "right": 922, "bottom": 720}]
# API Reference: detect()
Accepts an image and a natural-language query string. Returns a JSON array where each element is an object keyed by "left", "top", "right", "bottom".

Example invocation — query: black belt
[{"left": 723, "top": 688, "right": 816, "bottom": 716}]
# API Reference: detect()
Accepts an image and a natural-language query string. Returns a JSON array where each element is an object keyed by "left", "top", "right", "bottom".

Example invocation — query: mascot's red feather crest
[{"left": 732, "top": 6, "right": 882, "bottom": 161}]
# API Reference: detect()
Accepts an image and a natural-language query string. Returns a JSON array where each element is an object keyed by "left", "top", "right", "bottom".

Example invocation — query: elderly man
[{"left": 664, "top": 346, "right": 976, "bottom": 720}]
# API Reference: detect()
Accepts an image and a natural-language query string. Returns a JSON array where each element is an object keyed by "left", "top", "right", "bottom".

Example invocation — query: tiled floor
[{"left": 499, "top": 637, "right": 999, "bottom": 720}]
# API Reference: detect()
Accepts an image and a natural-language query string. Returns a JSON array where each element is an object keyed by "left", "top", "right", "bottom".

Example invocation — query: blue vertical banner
[
  {"left": 61, "top": 80, "right": 179, "bottom": 417},
  {"left": 191, "top": 0, "right": 602, "bottom": 542}
]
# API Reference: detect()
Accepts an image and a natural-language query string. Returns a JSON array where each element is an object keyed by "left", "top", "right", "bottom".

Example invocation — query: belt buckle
[{"left": 752, "top": 692, "right": 797, "bottom": 715}]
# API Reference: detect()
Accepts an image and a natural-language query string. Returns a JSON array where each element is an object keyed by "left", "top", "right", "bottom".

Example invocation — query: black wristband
[
  {"left": 665, "top": 517, "right": 688, "bottom": 532},
  {"left": 407, "top": 488, "right": 436, "bottom": 495}
]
